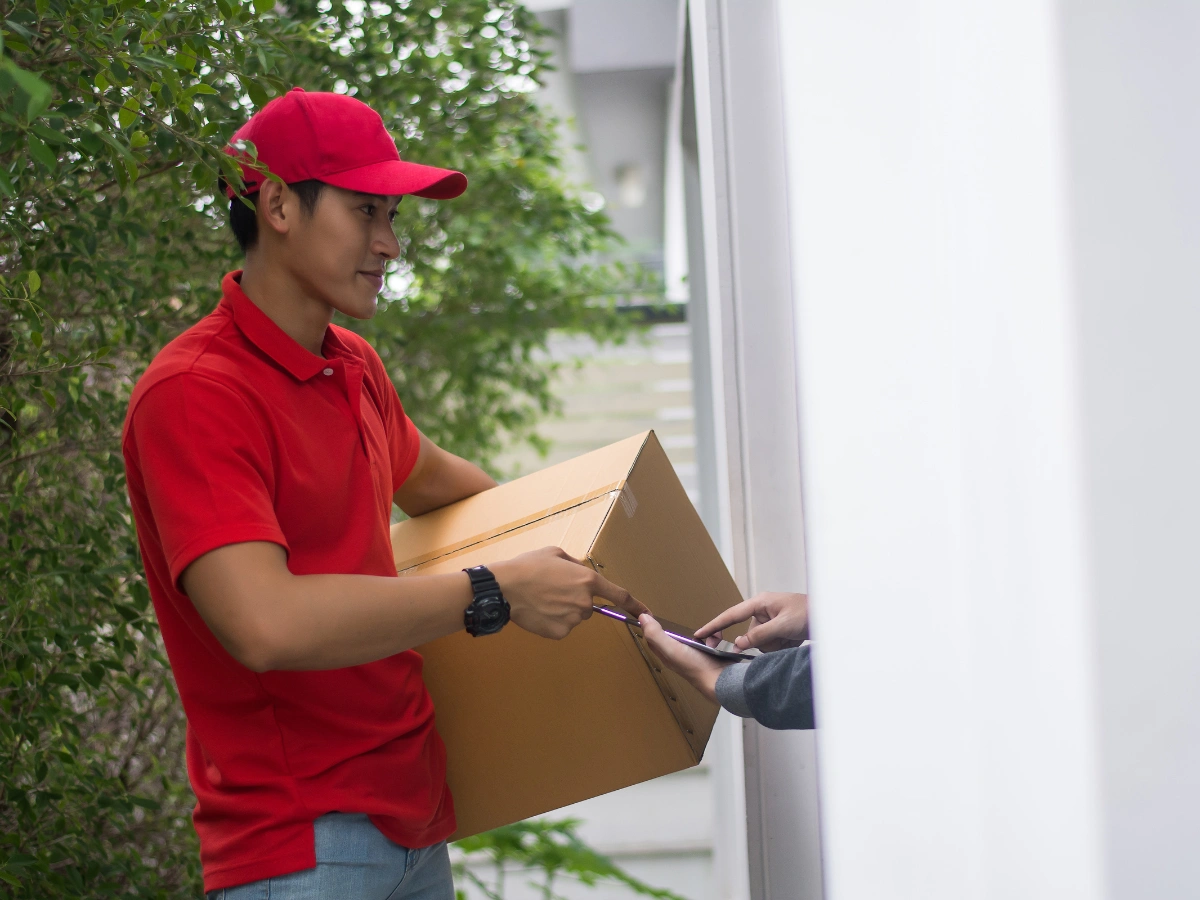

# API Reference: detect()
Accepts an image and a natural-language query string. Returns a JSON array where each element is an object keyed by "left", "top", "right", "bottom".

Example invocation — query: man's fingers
[
  {"left": 695, "top": 598, "right": 762, "bottom": 639},
  {"left": 640, "top": 614, "right": 729, "bottom": 703},
  {"left": 638, "top": 614, "right": 695, "bottom": 667},
  {"left": 592, "top": 572, "right": 649, "bottom": 617},
  {"left": 737, "top": 616, "right": 796, "bottom": 650}
]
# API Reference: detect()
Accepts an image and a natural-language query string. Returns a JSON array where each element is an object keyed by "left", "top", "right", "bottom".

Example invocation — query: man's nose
[{"left": 374, "top": 225, "right": 401, "bottom": 260}]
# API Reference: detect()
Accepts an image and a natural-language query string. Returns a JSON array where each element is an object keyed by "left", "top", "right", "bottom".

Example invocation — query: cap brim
[{"left": 319, "top": 159, "right": 467, "bottom": 200}]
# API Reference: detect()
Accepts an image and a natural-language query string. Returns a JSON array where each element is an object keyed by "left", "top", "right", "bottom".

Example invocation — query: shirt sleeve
[
  {"left": 131, "top": 374, "right": 288, "bottom": 591},
  {"left": 715, "top": 645, "right": 816, "bottom": 730}
]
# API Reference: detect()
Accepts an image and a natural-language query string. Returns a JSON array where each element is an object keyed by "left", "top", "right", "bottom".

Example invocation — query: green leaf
[
  {"left": 246, "top": 79, "right": 269, "bottom": 107},
  {"left": 97, "top": 130, "right": 134, "bottom": 160},
  {"left": 29, "top": 123, "right": 70, "bottom": 145},
  {"left": 1, "top": 59, "right": 53, "bottom": 121},
  {"left": 183, "top": 82, "right": 219, "bottom": 99},
  {"left": 118, "top": 97, "right": 140, "bottom": 128},
  {"left": 129, "top": 130, "right": 149, "bottom": 148},
  {"left": 27, "top": 270, "right": 41, "bottom": 293},
  {"left": 253, "top": 0, "right": 275, "bottom": 14},
  {"left": 231, "top": 138, "right": 259, "bottom": 159},
  {"left": 175, "top": 48, "right": 198, "bottom": 73},
  {"left": 114, "top": 603, "right": 141, "bottom": 622},
  {"left": 27, "top": 134, "right": 57, "bottom": 170},
  {"left": 3, "top": 19, "right": 38, "bottom": 41},
  {"left": 77, "top": 131, "right": 103, "bottom": 155}
]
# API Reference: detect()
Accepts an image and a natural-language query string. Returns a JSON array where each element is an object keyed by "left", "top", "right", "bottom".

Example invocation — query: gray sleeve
[{"left": 714, "top": 645, "right": 816, "bottom": 731}]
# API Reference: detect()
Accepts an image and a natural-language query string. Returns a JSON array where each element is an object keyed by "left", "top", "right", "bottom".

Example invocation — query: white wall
[
  {"left": 775, "top": 1, "right": 1200, "bottom": 898},
  {"left": 568, "top": 0, "right": 678, "bottom": 73},
  {"left": 572, "top": 68, "right": 672, "bottom": 253},
  {"left": 775, "top": 1, "right": 1103, "bottom": 897}
]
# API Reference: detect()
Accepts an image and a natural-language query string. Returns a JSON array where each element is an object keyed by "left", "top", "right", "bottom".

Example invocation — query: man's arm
[
  {"left": 181, "top": 543, "right": 646, "bottom": 673},
  {"left": 715, "top": 646, "right": 816, "bottom": 731},
  {"left": 393, "top": 431, "right": 497, "bottom": 517}
]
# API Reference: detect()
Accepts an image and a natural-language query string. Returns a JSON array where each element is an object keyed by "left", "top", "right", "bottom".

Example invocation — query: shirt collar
[{"left": 220, "top": 270, "right": 338, "bottom": 382}]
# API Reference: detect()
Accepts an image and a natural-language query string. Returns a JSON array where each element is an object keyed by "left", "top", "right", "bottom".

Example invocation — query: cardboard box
[{"left": 390, "top": 430, "right": 743, "bottom": 839}]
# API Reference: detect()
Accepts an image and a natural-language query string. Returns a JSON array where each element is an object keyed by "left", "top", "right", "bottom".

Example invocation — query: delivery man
[{"left": 121, "top": 88, "right": 645, "bottom": 900}]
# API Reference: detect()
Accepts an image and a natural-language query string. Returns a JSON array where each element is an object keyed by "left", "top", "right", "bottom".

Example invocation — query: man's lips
[{"left": 358, "top": 271, "right": 384, "bottom": 290}]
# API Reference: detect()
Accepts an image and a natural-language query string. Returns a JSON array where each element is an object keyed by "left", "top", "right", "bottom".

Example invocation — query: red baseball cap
[{"left": 223, "top": 87, "right": 467, "bottom": 200}]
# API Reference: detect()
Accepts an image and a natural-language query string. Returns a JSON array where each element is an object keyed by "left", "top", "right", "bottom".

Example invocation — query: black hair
[{"left": 221, "top": 179, "right": 327, "bottom": 254}]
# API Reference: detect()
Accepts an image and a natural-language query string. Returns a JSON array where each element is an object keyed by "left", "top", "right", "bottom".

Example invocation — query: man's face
[{"left": 279, "top": 185, "right": 402, "bottom": 320}]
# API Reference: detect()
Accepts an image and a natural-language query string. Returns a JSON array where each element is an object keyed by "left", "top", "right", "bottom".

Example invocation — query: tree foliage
[{"left": 0, "top": 0, "right": 653, "bottom": 894}]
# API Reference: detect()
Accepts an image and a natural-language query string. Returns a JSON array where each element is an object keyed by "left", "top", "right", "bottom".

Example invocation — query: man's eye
[
  {"left": 388, "top": 212, "right": 397, "bottom": 223},
  {"left": 362, "top": 205, "right": 375, "bottom": 216}
]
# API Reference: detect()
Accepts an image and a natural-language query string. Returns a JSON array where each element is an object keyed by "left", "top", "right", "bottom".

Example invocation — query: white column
[{"left": 775, "top": 1, "right": 1112, "bottom": 898}]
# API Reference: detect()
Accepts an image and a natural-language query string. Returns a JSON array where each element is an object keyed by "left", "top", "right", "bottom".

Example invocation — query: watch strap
[
  {"left": 463, "top": 565, "right": 509, "bottom": 636},
  {"left": 464, "top": 564, "right": 501, "bottom": 596}
]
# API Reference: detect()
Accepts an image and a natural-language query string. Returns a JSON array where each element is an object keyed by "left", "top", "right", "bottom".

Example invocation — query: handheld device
[{"left": 593, "top": 605, "right": 756, "bottom": 661}]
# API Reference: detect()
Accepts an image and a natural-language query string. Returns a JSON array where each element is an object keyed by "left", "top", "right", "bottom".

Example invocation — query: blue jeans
[{"left": 206, "top": 813, "right": 453, "bottom": 900}]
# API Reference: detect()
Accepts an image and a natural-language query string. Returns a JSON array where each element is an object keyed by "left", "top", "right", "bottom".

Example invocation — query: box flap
[{"left": 391, "top": 432, "right": 650, "bottom": 571}]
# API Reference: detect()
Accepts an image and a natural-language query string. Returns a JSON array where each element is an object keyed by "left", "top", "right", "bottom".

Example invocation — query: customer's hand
[
  {"left": 695, "top": 591, "right": 809, "bottom": 652},
  {"left": 638, "top": 614, "right": 732, "bottom": 702},
  {"left": 490, "top": 546, "right": 648, "bottom": 640}
]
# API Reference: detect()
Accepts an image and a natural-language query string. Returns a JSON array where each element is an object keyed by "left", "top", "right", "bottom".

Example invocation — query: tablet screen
[{"left": 592, "top": 606, "right": 755, "bottom": 661}]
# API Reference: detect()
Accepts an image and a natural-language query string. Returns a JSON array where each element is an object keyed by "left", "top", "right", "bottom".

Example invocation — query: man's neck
[{"left": 238, "top": 254, "right": 333, "bottom": 357}]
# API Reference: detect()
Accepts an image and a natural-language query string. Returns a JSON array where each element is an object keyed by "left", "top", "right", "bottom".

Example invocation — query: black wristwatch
[{"left": 463, "top": 565, "right": 510, "bottom": 637}]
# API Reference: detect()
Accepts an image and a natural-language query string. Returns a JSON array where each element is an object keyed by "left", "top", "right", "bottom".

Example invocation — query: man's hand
[
  {"left": 695, "top": 591, "right": 809, "bottom": 652},
  {"left": 490, "top": 546, "right": 648, "bottom": 640},
  {"left": 638, "top": 614, "right": 732, "bottom": 702}
]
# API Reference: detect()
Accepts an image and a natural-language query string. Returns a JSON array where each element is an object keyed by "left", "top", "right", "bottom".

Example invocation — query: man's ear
[{"left": 257, "top": 180, "right": 292, "bottom": 238}]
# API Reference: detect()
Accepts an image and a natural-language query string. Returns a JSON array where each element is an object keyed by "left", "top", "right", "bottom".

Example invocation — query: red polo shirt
[{"left": 121, "top": 271, "right": 455, "bottom": 892}]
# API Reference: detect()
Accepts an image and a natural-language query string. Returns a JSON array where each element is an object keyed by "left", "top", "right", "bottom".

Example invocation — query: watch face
[
  {"left": 479, "top": 602, "right": 505, "bottom": 629},
  {"left": 471, "top": 594, "right": 509, "bottom": 635}
]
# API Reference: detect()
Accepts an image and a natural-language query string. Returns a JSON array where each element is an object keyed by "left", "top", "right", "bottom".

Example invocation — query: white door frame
[{"left": 683, "top": 1, "right": 825, "bottom": 897}]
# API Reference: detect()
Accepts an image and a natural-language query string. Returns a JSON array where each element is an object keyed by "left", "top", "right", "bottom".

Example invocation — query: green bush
[
  {"left": 0, "top": 1, "right": 654, "bottom": 894},
  {"left": 454, "top": 819, "right": 687, "bottom": 900}
]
